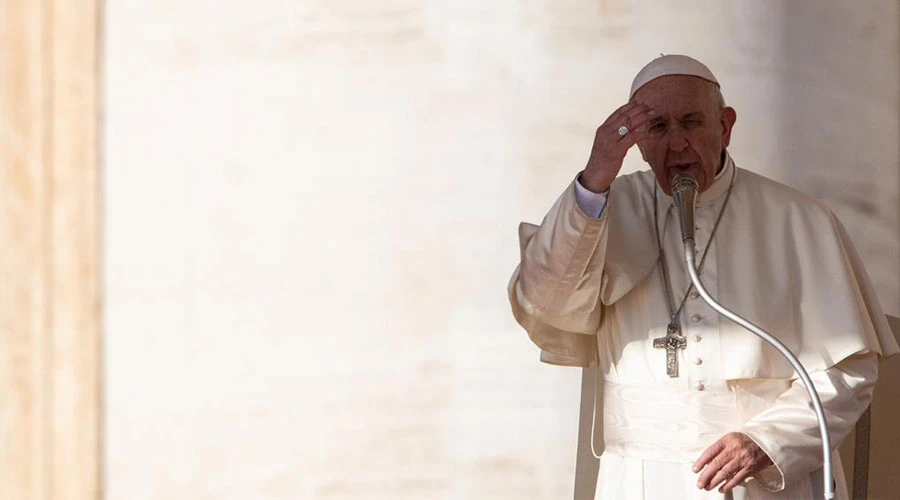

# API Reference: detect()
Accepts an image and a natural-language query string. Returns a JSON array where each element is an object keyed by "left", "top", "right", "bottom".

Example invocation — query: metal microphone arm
[{"left": 682, "top": 239, "right": 834, "bottom": 500}]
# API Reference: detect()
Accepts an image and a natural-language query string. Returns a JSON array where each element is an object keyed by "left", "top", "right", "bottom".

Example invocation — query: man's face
[{"left": 632, "top": 75, "right": 737, "bottom": 195}]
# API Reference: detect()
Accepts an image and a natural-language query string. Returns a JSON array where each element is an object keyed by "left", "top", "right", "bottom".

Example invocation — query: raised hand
[{"left": 580, "top": 101, "right": 657, "bottom": 193}]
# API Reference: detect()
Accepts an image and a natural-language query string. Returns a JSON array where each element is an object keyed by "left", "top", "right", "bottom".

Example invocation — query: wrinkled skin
[
  {"left": 580, "top": 74, "right": 737, "bottom": 196},
  {"left": 632, "top": 75, "right": 737, "bottom": 195},
  {"left": 693, "top": 432, "right": 773, "bottom": 493},
  {"left": 580, "top": 101, "right": 658, "bottom": 193}
]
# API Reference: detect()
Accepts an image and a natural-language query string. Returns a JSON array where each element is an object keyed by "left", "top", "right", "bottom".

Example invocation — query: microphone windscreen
[
  {"left": 671, "top": 173, "right": 698, "bottom": 243},
  {"left": 671, "top": 172, "right": 698, "bottom": 195}
]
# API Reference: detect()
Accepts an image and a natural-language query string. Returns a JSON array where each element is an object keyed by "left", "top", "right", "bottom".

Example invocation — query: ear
[{"left": 720, "top": 107, "right": 737, "bottom": 147}]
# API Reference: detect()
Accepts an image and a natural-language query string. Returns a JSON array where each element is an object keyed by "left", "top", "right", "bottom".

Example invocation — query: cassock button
[
  {"left": 689, "top": 290, "right": 700, "bottom": 300},
  {"left": 696, "top": 382, "right": 706, "bottom": 391},
  {"left": 690, "top": 314, "right": 702, "bottom": 323},
  {"left": 693, "top": 357, "right": 703, "bottom": 365},
  {"left": 693, "top": 334, "right": 702, "bottom": 342}
]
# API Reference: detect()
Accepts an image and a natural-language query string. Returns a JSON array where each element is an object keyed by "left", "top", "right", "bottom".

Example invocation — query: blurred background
[{"left": 1, "top": 0, "right": 898, "bottom": 499}]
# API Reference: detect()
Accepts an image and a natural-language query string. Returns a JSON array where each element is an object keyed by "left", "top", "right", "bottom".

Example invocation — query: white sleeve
[
  {"left": 740, "top": 351, "right": 878, "bottom": 492},
  {"left": 508, "top": 178, "right": 611, "bottom": 367},
  {"left": 574, "top": 174, "right": 609, "bottom": 219}
]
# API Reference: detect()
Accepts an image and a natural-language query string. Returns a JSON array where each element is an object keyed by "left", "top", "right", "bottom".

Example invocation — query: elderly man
[{"left": 508, "top": 55, "right": 899, "bottom": 499}]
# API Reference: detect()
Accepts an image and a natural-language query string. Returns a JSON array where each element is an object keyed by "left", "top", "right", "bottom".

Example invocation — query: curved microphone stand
[{"left": 672, "top": 174, "right": 834, "bottom": 500}]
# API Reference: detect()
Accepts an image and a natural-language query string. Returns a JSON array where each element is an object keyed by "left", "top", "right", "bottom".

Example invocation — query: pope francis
[{"left": 507, "top": 54, "right": 900, "bottom": 499}]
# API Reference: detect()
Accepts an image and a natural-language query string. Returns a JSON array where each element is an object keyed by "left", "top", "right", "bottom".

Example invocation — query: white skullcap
[{"left": 629, "top": 54, "right": 719, "bottom": 99}]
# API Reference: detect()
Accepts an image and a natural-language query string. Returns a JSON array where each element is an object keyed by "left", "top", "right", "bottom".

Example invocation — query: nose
[{"left": 667, "top": 126, "right": 688, "bottom": 152}]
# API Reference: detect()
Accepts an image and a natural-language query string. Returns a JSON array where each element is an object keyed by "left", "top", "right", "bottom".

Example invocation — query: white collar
[{"left": 654, "top": 151, "right": 737, "bottom": 237}]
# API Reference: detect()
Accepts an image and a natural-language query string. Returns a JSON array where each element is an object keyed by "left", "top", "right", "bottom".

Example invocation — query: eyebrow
[{"left": 649, "top": 111, "right": 705, "bottom": 122}]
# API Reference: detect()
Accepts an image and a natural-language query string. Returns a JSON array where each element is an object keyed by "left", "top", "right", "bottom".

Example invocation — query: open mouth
[{"left": 668, "top": 161, "right": 696, "bottom": 171}]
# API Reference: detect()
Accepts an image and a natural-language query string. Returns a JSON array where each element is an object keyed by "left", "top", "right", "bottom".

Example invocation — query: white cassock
[{"left": 508, "top": 152, "right": 900, "bottom": 499}]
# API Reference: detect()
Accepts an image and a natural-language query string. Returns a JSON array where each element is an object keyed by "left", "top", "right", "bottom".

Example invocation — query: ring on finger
[{"left": 617, "top": 125, "right": 629, "bottom": 136}]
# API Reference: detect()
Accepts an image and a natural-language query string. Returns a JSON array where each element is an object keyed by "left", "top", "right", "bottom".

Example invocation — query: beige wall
[
  {"left": 98, "top": 1, "right": 898, "bottom": 499},
  {"left": 0, "top": 0, "right": 101, "bottom": 499}
]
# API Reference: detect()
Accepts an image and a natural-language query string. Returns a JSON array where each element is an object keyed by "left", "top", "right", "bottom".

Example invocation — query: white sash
[{"left": 602, "top": 379, "right": 738, "bottom": 463}]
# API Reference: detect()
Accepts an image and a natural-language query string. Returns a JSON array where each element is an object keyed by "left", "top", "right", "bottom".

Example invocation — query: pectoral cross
[{"left": 653, "top": 322, "right": 687, "bottom": 377}]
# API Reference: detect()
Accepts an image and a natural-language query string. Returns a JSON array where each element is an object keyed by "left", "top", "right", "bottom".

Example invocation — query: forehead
[{"left": 631, "top": 75, "right": 715, "bottom": 114}]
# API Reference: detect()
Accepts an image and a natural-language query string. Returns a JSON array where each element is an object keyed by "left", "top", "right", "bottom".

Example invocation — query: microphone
[
  {"left": 671, "top": 173, "right": 698, "bottom": 243},
  {"left": 674, "top": 170, "right": 836, "bottom": 499}
]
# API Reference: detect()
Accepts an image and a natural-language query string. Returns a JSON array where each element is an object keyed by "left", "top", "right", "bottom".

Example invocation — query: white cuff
[{"left": 574, "top": 175, "right": 609, "bottom": 218}]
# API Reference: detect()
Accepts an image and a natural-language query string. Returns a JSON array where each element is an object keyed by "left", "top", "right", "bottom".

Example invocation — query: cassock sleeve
[
  {"left": 739, "top": 350, "right": 877, "bottom": 492},
  {"left": 507, "top": 178, "right": 610, "bottom": 367}
]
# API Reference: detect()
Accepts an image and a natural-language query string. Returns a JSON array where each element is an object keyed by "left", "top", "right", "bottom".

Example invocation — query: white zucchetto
[{"left": 629, "top": 54, "right": 719, "bottom": 99}]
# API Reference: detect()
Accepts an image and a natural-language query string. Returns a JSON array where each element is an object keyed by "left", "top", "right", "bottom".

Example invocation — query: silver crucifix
[{"left": 653, "top": 322, "right": 687, "bottom": 377}]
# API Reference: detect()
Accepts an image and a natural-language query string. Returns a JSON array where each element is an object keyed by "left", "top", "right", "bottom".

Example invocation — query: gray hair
[{"left": 709, "top": 81, "right": 726, "bottom": 109}]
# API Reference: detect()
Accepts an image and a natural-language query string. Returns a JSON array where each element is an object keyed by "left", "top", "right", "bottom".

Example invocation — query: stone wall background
[
  {"left": 0, "top": 1, "right": 100, "bottom": 498},
  {"left": 103, "top": 1, "right": 899, "bottom": 499}
]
